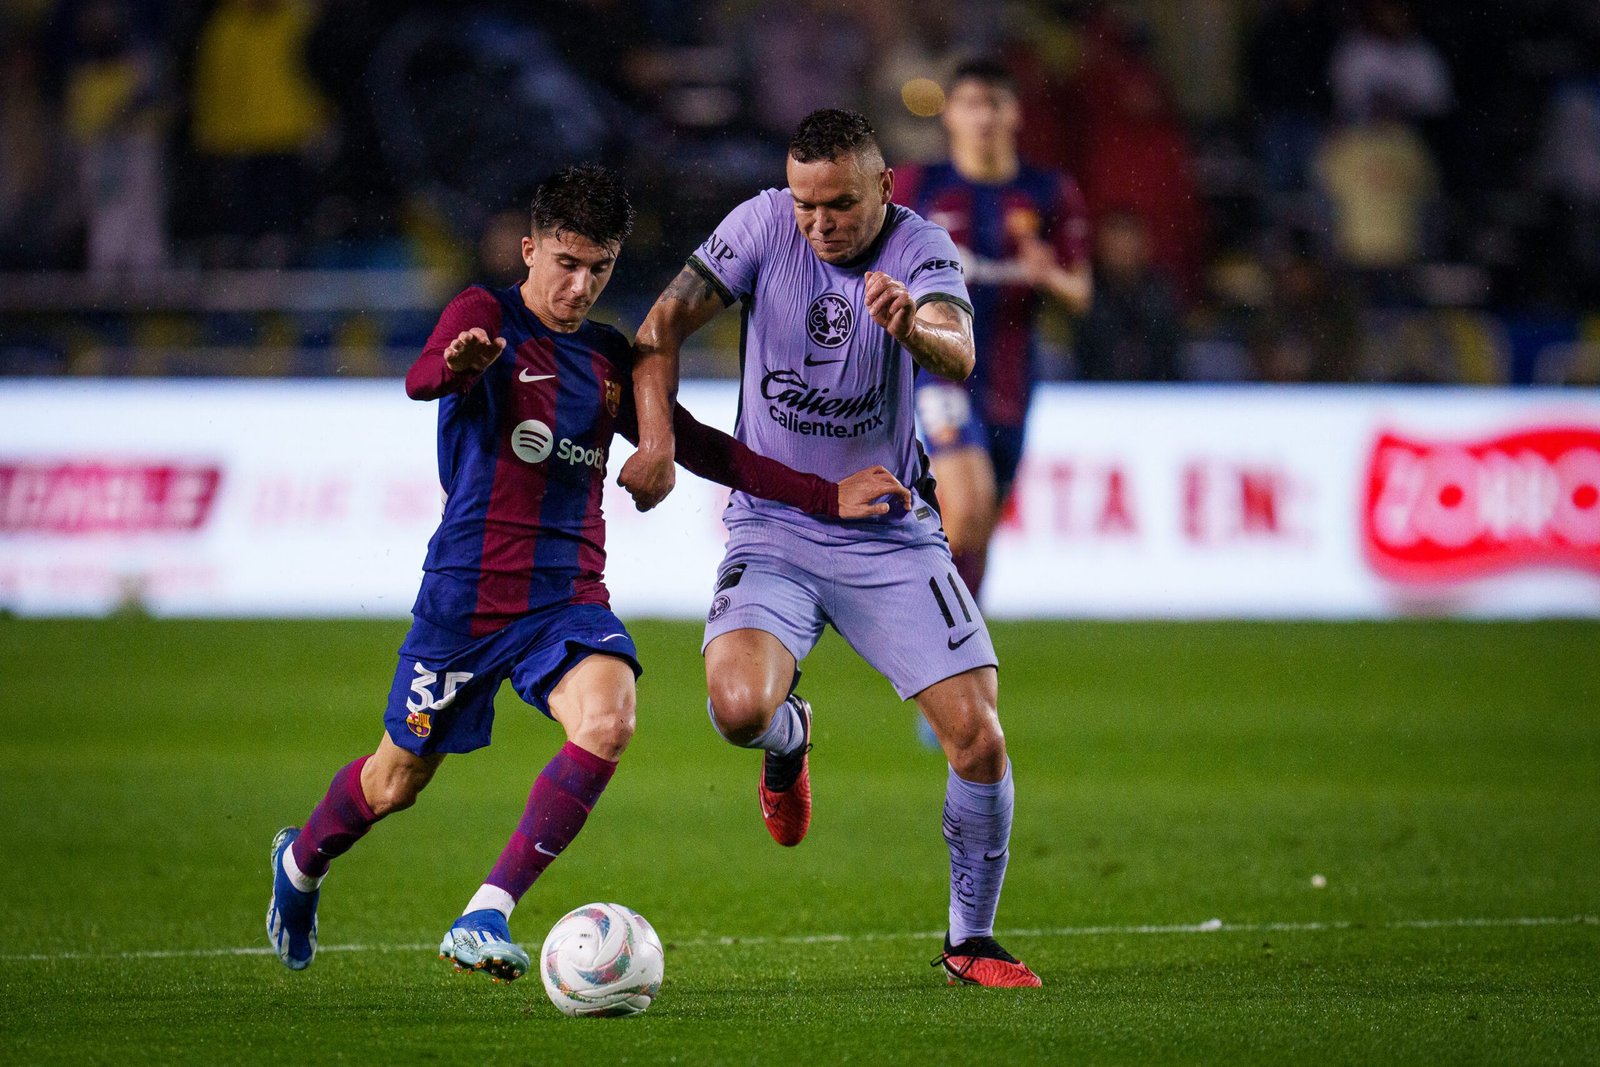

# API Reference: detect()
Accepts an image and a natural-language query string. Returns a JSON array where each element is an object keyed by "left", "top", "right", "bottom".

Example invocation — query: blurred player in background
[
  {"left": 896, "top": 58, "right": 1092, "bottom": 602},
  {"left": 631, "top": 110, "right": 1041, "bottom": 987},
  {"left": 266, "top": 164, "right": 912, "bottom": 981}
]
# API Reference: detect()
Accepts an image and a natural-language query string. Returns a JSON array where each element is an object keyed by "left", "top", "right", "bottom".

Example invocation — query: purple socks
[{"left": 942, "top": 761, "right": 1014, "bottom": 944}]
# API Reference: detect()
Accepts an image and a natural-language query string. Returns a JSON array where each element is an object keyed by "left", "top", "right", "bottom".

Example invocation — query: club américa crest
[{"left": 807, "top": 293, "right": 853, "bottom": 348}]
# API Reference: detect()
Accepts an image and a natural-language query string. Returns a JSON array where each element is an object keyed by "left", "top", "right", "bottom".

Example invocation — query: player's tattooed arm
[
  {"left": 622, "top": 264, "right": 733, "bottom": 511},
  {"left": 865, "top": 271, "right": 975, "bottom": 381}
]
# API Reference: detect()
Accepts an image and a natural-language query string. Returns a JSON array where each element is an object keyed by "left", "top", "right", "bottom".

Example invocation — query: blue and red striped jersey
[
  {"left": 895, "top": 162, "right": 1089, "bottom": 428},
  {"left": 407, "top": 285, "right": 628, "bottom": 636},
  {"left": 405, "top": 284, "right": 837, "bottom": 637}
]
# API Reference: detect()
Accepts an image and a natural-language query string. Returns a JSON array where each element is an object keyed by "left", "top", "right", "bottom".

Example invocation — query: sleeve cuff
[
  {"left": 686, "top": 255, "right": 737, "bottom": 307},
  {"left": 914, "top": 292, "right": 975, "bottom": 318}
]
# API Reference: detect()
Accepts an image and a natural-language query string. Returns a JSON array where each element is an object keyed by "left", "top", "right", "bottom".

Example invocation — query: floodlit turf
[{"left": 0, "top": 617, "right": 1596, "bottom": 1065}]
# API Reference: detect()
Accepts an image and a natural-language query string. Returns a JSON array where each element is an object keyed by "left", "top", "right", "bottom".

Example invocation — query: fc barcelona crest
[
  {"left": 406, "top": 709, "right": 432, "bottom": 739},
  {"left": 604, "top": 380, "right": 621, "bottom": 417},
  {"left": 1005, "top": 207, "right": 1041, "bottom": 240}
]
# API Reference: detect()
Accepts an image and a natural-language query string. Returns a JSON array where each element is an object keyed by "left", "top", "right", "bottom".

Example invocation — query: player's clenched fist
[
  {"left": 864, "top": 271, "right": 916, "bottom": 343},
  {"left": 837, "top": 464, "right": 914, "bottom": 518},
  {"left": 444, "top": 327, "right": 507, "bottom": 375}
]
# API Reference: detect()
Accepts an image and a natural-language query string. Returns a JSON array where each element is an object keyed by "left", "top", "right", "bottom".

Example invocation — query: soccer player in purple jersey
[
  {"left": 630, "top": 110, "right": 1042, "bottom": 987},
  {"left": 896, "top": 58, "right": 1093, "bottom": 602},
  {"left": 265, "top": 164, "right": 912, "bottom": 981}
]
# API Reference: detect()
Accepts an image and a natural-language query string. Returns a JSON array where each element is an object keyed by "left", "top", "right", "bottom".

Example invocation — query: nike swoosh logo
[
  {"left": 533, "top": 841, "right": 560, "bottom": 858},
  {"left": 983, "top": 848, "right": 1009, "bottom": 862},
  {"left": 519, "top": 370, "right": 555, "bottom": 383},
  {"left": 948, "top": 631, "right": 978, "bottom": 650},
  {"left": 803, "top": 354, "right": 844, "bottom": 366},
  {"left": 599, "top": 634, "right": 627, "bottom": 643}
]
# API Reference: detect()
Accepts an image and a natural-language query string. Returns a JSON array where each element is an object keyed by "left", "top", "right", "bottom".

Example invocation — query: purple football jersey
[{"left": 687, "top": 189, "right": 972, "bottom": 544}]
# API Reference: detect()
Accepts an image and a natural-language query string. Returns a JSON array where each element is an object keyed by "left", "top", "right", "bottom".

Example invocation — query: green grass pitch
[{"left": 0, "top": 617, "right": 1596, "bottom": 1064}]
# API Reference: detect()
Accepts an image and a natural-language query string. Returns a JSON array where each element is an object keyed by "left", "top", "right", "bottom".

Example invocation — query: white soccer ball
[{"left": 539, "top": 902, "right": 664, "bottom": 1017}]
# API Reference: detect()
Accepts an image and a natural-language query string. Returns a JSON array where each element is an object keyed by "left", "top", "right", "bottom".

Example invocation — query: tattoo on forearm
[
  {"left": 905, "top": 302, "right": 974, "bottom": 380},
  {"left": 663, "top": 265, "right": 722, "bottom": 307}
]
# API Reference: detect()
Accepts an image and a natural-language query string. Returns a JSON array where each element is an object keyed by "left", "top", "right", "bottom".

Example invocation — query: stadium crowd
[{"left": 2, "top": 0, "right": 1599, "bottom": 384}]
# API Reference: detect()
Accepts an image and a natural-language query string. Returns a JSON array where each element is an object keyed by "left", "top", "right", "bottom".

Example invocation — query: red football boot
[
  {"left": 757, "top": 696, "right": 812, "bottom": 847},
  {"left": 933, "top": 935, "right": 1043, "bottom": 987}
]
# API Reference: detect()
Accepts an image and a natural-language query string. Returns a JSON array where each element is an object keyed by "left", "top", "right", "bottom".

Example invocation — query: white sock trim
[
  {"left": 282, "top": 844, "right": 323, "bottom": 894},
  {"left": 464, "top": 884, "right": 516, "bottom": 920}
]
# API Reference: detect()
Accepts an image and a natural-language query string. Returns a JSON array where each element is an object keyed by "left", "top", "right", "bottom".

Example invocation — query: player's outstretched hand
[
  {"left": 444, "top": 328, "right": 506, "bottom": 375},
  {"left": 1016, "top": 235, "right": 1059, "bottom": 288},
  {"left": 864, "top": 271, "right": 916, "bottom": 343},
  {"left": 619, "top": 445, "right": 676, "bottom": 512},
  {"left": 837, "top": 464, "right": 914, "bottom": 519}
]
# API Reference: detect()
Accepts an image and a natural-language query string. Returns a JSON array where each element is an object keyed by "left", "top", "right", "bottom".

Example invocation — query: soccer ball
[{"left": 539, "top": 902, "right": 664, "bottom": 1017}]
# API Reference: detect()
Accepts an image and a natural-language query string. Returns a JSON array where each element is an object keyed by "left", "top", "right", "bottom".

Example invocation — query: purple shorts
[{"left": 701, "top": 520, "right": 998, "bottom": 700}]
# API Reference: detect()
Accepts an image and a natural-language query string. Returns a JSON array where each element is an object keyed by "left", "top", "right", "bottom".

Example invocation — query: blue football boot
[
  {"left": 438, "top": 908, "right": 529, "bottom": 983},
  {"left": 266, "top": 827, "right": 318, "bottom": 971}
]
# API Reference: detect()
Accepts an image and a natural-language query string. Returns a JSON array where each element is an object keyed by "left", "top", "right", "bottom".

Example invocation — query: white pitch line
[{"left": 1, "top": 915, "right": 1593, "bottom": 963}]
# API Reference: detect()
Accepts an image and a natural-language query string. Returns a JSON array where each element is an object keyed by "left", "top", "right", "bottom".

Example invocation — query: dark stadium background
[
  {"left": 2, "top": 5, "right": 1598, "bottom": 1064},
  {"left": 3, "top": 0, "right": 1599, "bottom": 384}
]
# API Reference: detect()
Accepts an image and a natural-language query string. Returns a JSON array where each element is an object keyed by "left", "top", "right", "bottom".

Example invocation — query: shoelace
[
  {"left": 763, "top": 741, "right": 813, "bottom": 793},
  {"left": 931, "top": 936, "right": 1020, "bottom": 971}
]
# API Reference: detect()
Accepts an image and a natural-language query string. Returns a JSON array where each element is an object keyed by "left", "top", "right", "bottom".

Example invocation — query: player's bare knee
[
  {"left": 368, "top": 769, "right": 429, "bottom": 816},
  {"left": 947, "top": 718, "right": 1007, "bottom": 783},
  {"left": 572, "top": 704, "right": 634, "bottom": 761},
  {"left": 707, "top": 681, "right": 778, "bottom": 745}
]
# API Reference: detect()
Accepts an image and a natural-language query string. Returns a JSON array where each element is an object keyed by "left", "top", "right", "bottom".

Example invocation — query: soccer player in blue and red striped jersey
[
  {"left": 266, "top": 164, "right": 911, "bottom": 981},
  {"left": 895, "top": 58, "right": 1093, "bottom": 601}
]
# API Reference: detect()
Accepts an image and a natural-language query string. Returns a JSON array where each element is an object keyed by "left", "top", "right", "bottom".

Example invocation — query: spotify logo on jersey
[{"left": 511, "top": 419, "right": 554, "bottom": 464}]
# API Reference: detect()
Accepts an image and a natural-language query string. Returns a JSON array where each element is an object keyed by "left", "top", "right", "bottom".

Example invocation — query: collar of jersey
[{"left": 498, "top": 283, "right": 599, "bottom": 341}]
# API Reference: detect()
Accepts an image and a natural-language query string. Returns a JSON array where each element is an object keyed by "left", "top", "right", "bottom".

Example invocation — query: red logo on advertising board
[
  {"left": 0, "top": 462, "right": 223, "bottom": 535},
  {"left": 1363, "top": 426, "right": 1600, "bottom": 582}
]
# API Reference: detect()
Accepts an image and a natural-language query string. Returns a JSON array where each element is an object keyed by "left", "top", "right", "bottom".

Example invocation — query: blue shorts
[
  {"left": 914, "top": 381, "right": 1028, "bottom": 499},
  {"left": 383, "top": 603, "right": 641, "bottom": 756}
]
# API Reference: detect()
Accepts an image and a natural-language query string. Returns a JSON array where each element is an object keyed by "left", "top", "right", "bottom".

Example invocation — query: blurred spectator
[
  {"left": 63, "top": 0, "right": 168, "bottom": 271},
  {"left": 0, "top": 29, "right": 74, "bottom": 269},
  {"left": 1331, "top": 0, "right": 1452, "bottom": 124},
  {"left": 739, "top": 0, "right": 870, "bottom": 136},
  {"left": 1315, "top": 99, "right": 1437, "bottom": 303},
  {"left": 303, "top": 0, "right": 401, "bottom": 255},
  {"left": 859, "top": 2, "right": 989, "bottom": 164},
  {"left": 475, "top": 207, "right": 529, "bottom": 287},
  {"left": 1145, "top": 0, "right": 1246, "bottom": 123},
  {"left": 1068, "top": 9, "right": 1205, "bottom": 302},
  {"left": 1539, "top": 66, "right": 1600, "bottom": 304},
  {"left": 190, "top": 0, "right": 327, "bottom": 266},
  {"left": 1076, "top": 211, "right": 1184, "bottom": 381},
  {"left": 1244, "top": 0, "right": 1336, "bottom": 196},
  {"left": 1248, "top": 244, "right": 1362, "bottom": 381}
]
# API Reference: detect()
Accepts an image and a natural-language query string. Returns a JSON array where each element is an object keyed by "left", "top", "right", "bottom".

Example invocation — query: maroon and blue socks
[
  {"left": 286, "top": 755, "right": 381, "bottom": 890},
  {"left": 471, "top": 742, "right": 617, "bottom": 917}
]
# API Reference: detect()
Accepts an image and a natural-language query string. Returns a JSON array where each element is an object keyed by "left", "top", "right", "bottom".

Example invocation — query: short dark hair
[
  {"left": 789, "top": 108, "right": 882, "bottom": 165},
  {"left": 950, "top": 57, "right": 1017, "bottom": 94},
  {"left": 528, "top": 163, "right": 635, "bottom": 248}
]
